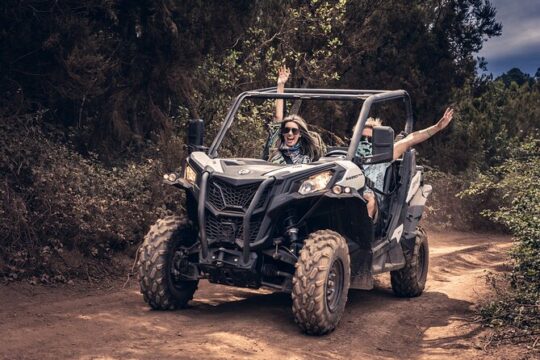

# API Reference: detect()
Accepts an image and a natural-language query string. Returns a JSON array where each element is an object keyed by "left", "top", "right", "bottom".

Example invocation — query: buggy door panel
[{"left": 371, "top": 149, "right": 416, "bottom": 273}]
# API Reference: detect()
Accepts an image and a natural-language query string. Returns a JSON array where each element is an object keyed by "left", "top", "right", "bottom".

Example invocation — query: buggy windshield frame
[{"left": 208, "top": 88, "right": 414, "bottom": 160}]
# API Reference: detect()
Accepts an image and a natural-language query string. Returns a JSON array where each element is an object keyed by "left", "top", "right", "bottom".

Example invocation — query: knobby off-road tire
[
  {"left": 390, "top": 227, "right": 429, "bottom": 297},
  {"left": 137, "top": 215, "right": 198, "bottom": 310},
  {"left": 292, "top": 230, "right": 351, "bottom": 335}
]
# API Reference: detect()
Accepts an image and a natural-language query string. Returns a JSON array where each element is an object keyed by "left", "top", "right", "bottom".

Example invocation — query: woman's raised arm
[
  {"left": 393, "top": 107, "right": 454, "bottom": 160},
  {"left": 275, "top": 65, "right": 290, "bottom": 122}
]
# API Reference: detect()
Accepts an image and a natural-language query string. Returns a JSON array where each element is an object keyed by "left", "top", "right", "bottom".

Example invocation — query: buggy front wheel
[
  {"left": 292, "top": 230, "right": 350, "bottom": 335},
  {"left": 137, "top": 216, "right": 199, "bottom": 310}
]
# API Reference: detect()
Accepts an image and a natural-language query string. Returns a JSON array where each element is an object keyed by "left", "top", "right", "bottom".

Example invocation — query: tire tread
[
  {"left": 137, "top": 215, "right": 198, "bottom": 310},
  {"left": 390, "top": 227, "right": 429, "bottom": 297},
  {"left": 292, "top": 230, "right": 350, "bottom": 335}
]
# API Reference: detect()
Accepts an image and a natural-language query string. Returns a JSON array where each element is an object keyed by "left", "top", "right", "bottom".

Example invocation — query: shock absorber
[{"left": 284, "top": 210, "right": 299, "bottom": 243}]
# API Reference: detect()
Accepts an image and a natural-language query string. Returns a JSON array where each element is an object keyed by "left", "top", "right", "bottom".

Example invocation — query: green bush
[
  {"left": 436, "top": 79, "right": 540, "bottom": 172},
  {"left": 423, "top": 168, "right": 498, "bottom": 230},
  {"left": 460, "top": 136, "right": 540, "bottom": 331},
  {"left": 0, "top": 113, "right": 183, "bottom": 281}
]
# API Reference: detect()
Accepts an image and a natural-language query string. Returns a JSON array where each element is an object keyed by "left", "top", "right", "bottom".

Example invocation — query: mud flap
[
  {"left": 350, "top": 246, "right": 373, "bottom": 290},
  {"left": 373, "top": 204, "right": 407, "bottom": 273},
  {"left": 372, "top": 225, "right": 407, "bottom": 273},
  {"left": 350, "top": 273, "right": 374, "bottom": 290},
  {"left": 383, "top": 237, "right": 407, "bottom": 271}
]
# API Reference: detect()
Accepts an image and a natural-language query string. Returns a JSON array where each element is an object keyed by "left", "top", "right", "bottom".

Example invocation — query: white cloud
[
  {"left": 478, "top": 0, "right": 540, "bottom": 60},
  {"left": 480, "top": 18, "right": 540, "bottom": 59}
]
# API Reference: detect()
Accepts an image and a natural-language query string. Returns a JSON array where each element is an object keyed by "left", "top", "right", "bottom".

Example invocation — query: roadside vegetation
[
  {"left": 448, "top": 74, "right": 539, "bottom": 345},
  {"left": 0, "top": 0, "right": 538, "bottom": 348}
]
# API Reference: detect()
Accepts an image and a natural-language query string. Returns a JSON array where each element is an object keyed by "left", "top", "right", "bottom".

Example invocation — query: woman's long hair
[{"left": 272, "top": 115, "right": 322, "bottom": 161}]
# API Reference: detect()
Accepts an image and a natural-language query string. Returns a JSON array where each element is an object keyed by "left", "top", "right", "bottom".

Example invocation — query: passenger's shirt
[{"left": 363, "top": 163, "right": 390, "bottom": 192}]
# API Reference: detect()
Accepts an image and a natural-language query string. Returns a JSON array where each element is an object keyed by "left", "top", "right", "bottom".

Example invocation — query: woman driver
[
  {"left": 268, "top": 114, "right": 321, "bottom": 164},
  {"left": 268, "top": 66, "right": 322, "bottom": 165}
]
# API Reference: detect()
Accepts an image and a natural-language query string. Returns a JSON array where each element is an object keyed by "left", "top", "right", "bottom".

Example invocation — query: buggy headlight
[
  {"left": 184, "top": 164, "right": 197, "bottom": 184},
  {"left": 298, "top": 171, "right": 333, "bottom": 195}
]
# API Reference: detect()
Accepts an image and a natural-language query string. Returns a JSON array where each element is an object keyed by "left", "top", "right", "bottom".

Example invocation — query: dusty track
[{"left": 0, "top": 230, "right": 525, "bottom": 359}]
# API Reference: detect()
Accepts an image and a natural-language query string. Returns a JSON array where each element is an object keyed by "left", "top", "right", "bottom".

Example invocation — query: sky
[{"left": 477, "top": 0, "right": 540, "bottom": 76}]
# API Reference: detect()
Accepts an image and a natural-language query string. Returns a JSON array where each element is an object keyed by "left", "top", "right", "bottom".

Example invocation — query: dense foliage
[
  {"left": 435, "top": 76, "right": 540, "bottom": 172},
  {"left": 0, "top": 114, "right": 183, "bottom": 280},
  {"left": 462, "top": 137, "right": 539, "bottom": 335},
  {"left": 1, "top": 0, "right": 501, "bottom": 158},
  {"left": 455, "top": 78, "right": 540, "bottom": 338}
]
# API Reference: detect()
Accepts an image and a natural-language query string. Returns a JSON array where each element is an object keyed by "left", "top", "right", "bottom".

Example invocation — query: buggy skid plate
[{"left": 199, "top": 248, "right": 260, "bottom": 288}]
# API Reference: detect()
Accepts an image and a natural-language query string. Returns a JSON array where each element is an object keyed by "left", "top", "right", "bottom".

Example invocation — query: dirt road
[{"left": 0, "top": 230, "right": 524, "bottom": 359}]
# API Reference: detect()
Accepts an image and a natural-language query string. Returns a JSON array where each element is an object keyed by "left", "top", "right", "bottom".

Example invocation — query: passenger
[
  {"left": 267, "top": 66, "right": 323, "bottom": 164},
  {"left": 359, "top": 108, "right": 454, "bottom": 219}
]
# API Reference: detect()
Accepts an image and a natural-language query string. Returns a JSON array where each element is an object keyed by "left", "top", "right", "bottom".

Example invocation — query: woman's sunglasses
[
  {"left": 282, "top": 127, "right": 300, "bottom": 135},
  {"left": 360, "top": 135, "right": 372, "bottom": 142}
]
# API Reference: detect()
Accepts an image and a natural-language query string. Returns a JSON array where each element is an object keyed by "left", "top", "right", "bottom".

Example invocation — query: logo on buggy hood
[{"left": 238, "top": 169, "right": 251, "bottom": 175}]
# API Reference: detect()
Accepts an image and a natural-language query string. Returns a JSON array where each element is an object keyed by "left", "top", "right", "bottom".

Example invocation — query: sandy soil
[{"left": 0, "top": 230, "right": 529, "bottom": 360}]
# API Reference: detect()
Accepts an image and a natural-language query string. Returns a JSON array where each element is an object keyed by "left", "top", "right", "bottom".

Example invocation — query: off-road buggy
[{"left": 137, "top": 88, "right": 431, "bottom": 335}]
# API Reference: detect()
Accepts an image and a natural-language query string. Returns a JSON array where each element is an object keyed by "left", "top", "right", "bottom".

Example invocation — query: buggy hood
[{"left": 190, "top": 151, "right": 327, "bottom": 180}]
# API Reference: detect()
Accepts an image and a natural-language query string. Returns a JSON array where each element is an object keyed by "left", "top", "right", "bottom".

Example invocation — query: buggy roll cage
[{"left": 208, "top": 87, "right": 414, "bottom": 160}]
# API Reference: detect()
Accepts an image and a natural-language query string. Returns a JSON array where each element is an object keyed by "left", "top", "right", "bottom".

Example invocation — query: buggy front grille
[
  {"left": 205, "top": 212, "right": 262, "bottom": 244},
  {"left": 207, "top": 178, "right": 268, "bottom": 212}
]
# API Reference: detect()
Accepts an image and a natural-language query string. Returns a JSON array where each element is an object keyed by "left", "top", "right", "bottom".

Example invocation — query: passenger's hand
[
  {"left": 435, "top": 107, "right": 454, "bottom": 130},
  {"left": 277, "top": 65, "right": 290, "bottom": 86}
]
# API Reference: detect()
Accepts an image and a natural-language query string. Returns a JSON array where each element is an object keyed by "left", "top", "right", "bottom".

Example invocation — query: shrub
[
  {"left": 423, "top": 168, "right": 497, "bottom": 230},
  {"left": 460, "top": 136, "right": 540, "bottom": 334},
  {"left": 0, "top": 113, "right": 183, "bottom": 281}
]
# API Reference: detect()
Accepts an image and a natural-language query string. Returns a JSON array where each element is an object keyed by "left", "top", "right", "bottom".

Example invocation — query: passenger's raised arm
[{"left": 392, "top": 107, "right": 454, "bottom": 160}]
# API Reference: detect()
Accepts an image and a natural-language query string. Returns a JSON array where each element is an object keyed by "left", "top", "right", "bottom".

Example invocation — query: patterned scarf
[
  {"left": 356, "top": 140, "right": 372, "bottom": 157},
  {"left": 282, "top": 142, "right": 311, "bottom": 164},
  {"left": 270, "top": 142, "right": 311, "bottom": 164}
]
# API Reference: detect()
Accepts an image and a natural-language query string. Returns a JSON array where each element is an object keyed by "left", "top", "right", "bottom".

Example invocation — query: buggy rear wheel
[
  {"left": 390, "top": 227, "right": 429, "bottom": 297},
  {"left": 292, "top": 230, "right": 350, "bottom": 335},
  {"left": 137, "top": 216, "right": 199, "bottom": 310}
]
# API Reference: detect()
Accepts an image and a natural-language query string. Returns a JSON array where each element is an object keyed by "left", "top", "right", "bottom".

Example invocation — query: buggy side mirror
[
  {"left": 362, "top": 126, "right": 394, "bottom": 165},
  {"left": 187, "top": 119, "right": 207, "bottom": 154}
]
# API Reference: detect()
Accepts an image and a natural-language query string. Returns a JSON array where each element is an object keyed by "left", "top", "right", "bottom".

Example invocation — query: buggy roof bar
[
  {"left": 245, "top": 87, "right": 392, "bottom": 99},
  {"left": 208, "top": 87, "right": 413, "bottom": 160}
]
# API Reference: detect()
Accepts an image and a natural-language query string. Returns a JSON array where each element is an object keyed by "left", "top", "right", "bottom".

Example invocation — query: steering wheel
[{"left": 324, "top": 149, "right": 348, "bottom": 157}]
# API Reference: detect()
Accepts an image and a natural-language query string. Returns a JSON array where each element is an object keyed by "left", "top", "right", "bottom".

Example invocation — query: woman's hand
[
  {"left": 275, "top": 65, "right": 290, "bottom": 121},
  {"left": 277, "top": 65, "right": 290, "bottom": 86},
  {"left": 435, "top": 107, "right": 454, "bottom": 131}
]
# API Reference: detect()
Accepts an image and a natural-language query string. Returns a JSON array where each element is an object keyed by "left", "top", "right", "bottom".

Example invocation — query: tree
[
  {"left": 337, "top": 0, "right": 502, "bottom": 132},
  {"left": 0, "top": 0, "right": 502, "bottom": 161},
  {"left": 497, "top": 68, "right": 533, "bottom": 87},
  {"left": 461, "top": 136, "right": 540, "bottom": 331},
  {"left": 433, "top": 73, "right": 540, "bottom": 172}
]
